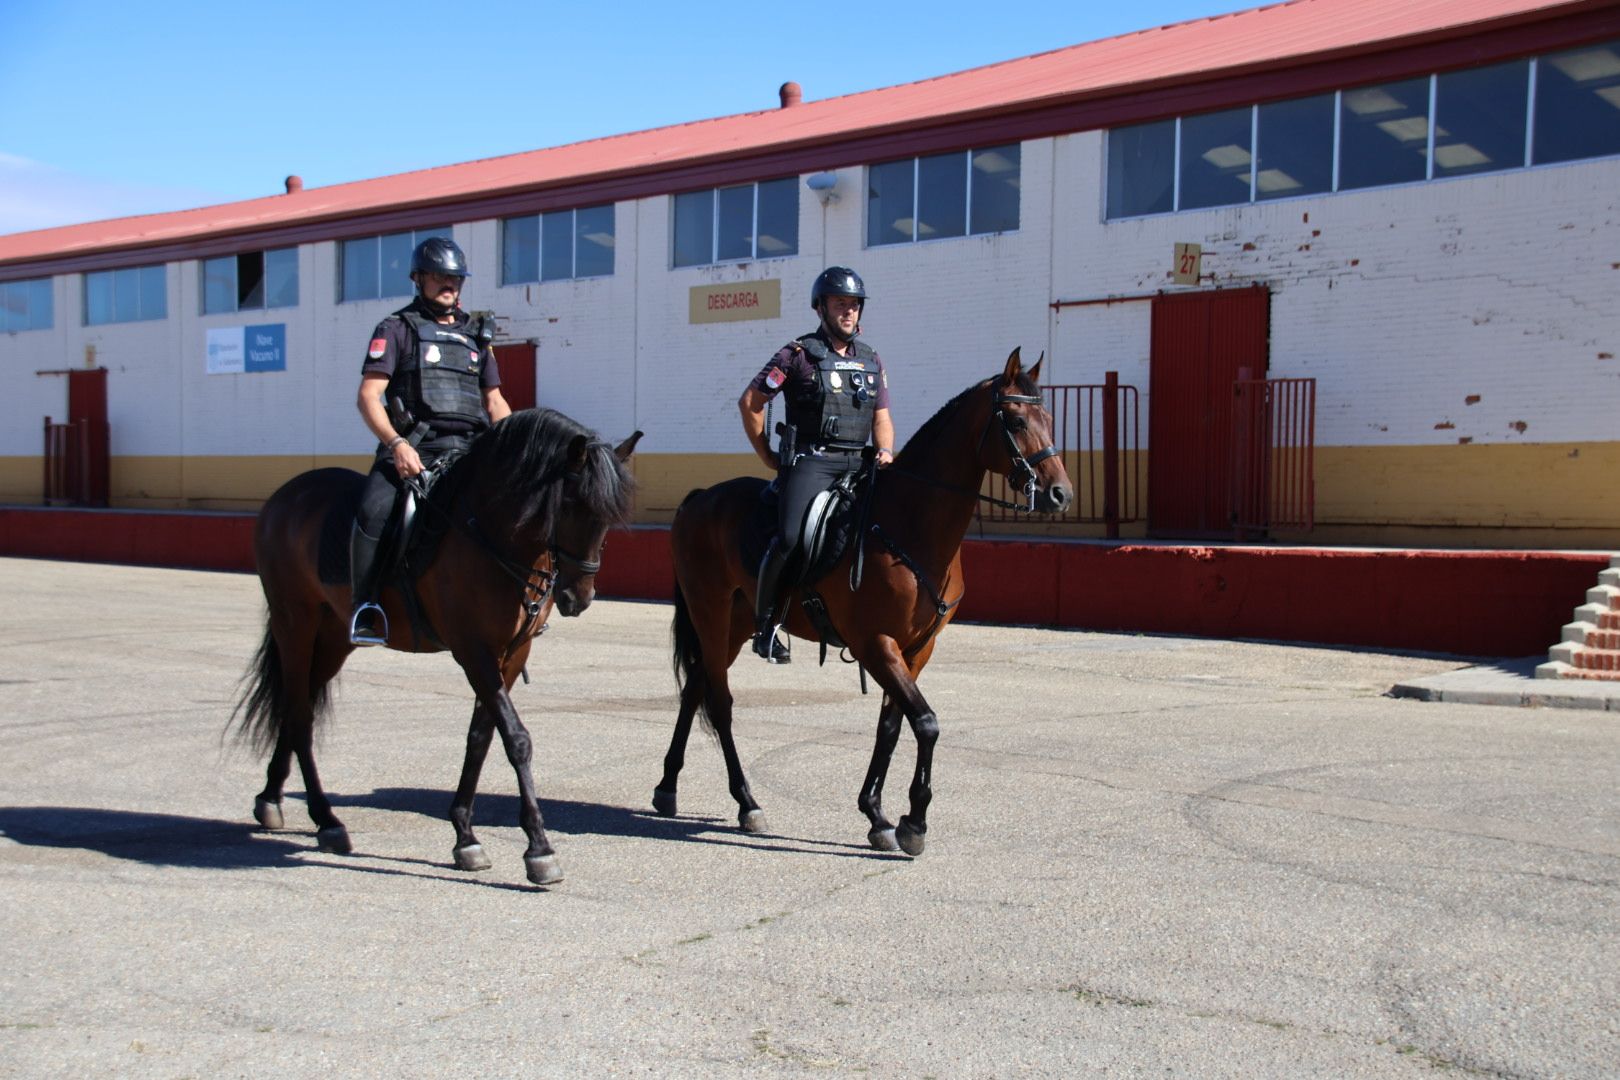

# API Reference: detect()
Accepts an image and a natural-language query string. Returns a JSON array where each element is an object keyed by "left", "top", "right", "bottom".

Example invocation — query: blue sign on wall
[{"left": 244, "top": 323, "right": 286, "bottom": 373}]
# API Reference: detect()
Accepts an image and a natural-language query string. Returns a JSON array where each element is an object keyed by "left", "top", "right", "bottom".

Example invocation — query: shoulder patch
[
  {"left": 764, "top": 367, "right": 786, "bottom": 390},
  {"left": 367, "top": 338, "right": 387, "bottom": 360}
]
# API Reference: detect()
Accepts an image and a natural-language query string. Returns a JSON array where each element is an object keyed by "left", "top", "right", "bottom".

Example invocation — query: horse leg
[
  {"left": 653, "top": 676, "right": 703, "bottom": 817},
  {"left": 712, "top": 604, "right": 767, "bottom": 833},
  {"left": 459, "top": 648, "right": 561, "bottom": 886},
  {"left": 447, "top": 702, "right": 496, "bottom": 871},
  {"left": 255, "top": 738, "right": 293, "bottom": 830},
  {"left": 856, "top": 695, "right": 906, "bottom": 851},
  {"left": 861, "top": 637, "right": 940, "bottom": 857}
]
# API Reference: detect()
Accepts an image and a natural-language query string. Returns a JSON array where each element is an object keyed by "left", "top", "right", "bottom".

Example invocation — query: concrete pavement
[{"left": 0, "top": 557, "right": 1616, "bottom": 1078}]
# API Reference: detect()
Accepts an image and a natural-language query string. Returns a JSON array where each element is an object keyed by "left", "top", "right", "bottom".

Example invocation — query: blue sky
[{"left": 0, "top": 0, "right": 1258, "bottom": 236}]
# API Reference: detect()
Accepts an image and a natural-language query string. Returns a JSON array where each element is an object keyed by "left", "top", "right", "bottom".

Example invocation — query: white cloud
[{"left": 0, "top": 153, "right": 225, "bottom": 236}]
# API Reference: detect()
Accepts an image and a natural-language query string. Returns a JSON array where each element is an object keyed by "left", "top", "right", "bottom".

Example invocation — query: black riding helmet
[
  {"left": 411, "top": 237, "right": 471, "bottom": 278},
  {"left": 810, "top": 266, "right": 866, "bottom": 312}
]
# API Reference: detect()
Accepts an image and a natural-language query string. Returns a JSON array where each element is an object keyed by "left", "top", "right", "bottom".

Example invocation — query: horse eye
[{"left": 1004, "top": 415, "right": 1027, "bottom": 434}]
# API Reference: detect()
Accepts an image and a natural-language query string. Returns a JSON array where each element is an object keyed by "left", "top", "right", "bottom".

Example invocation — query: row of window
[
  {"left": 3, "top": 145, "right": 1029, "bottom": 330},
  {"left": 1106, "top": 40, "right": 1620, "bottom": 218}
]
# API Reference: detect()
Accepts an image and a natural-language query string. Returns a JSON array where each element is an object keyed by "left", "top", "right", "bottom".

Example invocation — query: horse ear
[
  {"left": 566, "top": 433, "right": 590, "bottom": 472},
  {"left": 1001, "top": 347, "right": 1022, "bottom": 386},
  {"left": 613, "top": 431, "right": 643, "bottom": 463},
  {"left": 1028, "top": 351, "right": 1044, "bottom": 384}
]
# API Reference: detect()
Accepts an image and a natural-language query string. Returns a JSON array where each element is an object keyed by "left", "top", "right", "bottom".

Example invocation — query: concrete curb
[{"left": 1390, "top": 655, "right": 1620, "bottom": 711}]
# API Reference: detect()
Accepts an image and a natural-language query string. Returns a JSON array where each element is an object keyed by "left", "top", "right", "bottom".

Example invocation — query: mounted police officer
[
  {"left": 739, "top": 266, "right": 894, "bottom": 663},
  {"left": 349, "top": 236, "right": 512, "bottom": 646}
]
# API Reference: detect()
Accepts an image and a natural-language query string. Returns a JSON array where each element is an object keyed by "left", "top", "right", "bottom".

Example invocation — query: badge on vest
[
  {"left": 828, "top": 371, "right": 843, "bottom": 390},
  {"left": 423, "top": 344, "right": 442, "bottom": 365},
  {"left": 833, "top": 360, "right": 866, "bottom": 371}
]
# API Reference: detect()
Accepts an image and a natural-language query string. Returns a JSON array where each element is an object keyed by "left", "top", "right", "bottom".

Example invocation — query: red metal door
[
  {"left": 1148, "top": 287, "right": 1269, "bottom": 536},
  {"left": 493, "top": 342, "right": 536, "bottom": 411}
]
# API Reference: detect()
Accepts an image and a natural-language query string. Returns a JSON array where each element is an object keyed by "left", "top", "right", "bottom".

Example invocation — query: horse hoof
[
  {"left": 652, "top": 786, "right": 678, "bottom": 817},
  {"left": 525, "top": 854, "right": 563, "bottom": 886},
  {"left": 739, "top": 809, "right": 767, "bottom": 834},
  {"left": 896, "top": 819, "right": 926, "bottom": 857},
  {"left": 254, "top": 797, "right": 284, "bottom": 831},
  {"left": 316, "top": 826, "right": 352, "bottom": 855},
  {"left": 453, "top": 844, "right": 491, "bottom": 872},
  {"left": 868, "top": 827, "right": 899, "bottom": 852}
]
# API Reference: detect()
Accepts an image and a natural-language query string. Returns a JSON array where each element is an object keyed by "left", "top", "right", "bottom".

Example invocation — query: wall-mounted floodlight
[{"left": 805, "top": 172, "right": 839, "bottom": 206}]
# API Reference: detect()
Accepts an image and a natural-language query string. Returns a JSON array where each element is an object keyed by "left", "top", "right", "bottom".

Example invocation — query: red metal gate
[
  {"left": 41, "top": 367, "right": 109, "bottom": 507},
  {"left": 1231, "top": 375, "right": 1316, "bottom": 536},
  {"left": 1148, "top": 286, "right": 1270, "bottom": 537},
  {"left": 978, "top": 375, "right": 1141, "bottom": 535}
]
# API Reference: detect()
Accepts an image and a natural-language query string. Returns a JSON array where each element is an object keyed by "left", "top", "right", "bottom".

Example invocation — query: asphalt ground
[{"left": 0, "top": 557, "right": 1616, "bottom": 1079}]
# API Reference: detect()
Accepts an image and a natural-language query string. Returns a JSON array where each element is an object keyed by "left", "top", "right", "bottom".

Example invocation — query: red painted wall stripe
[{"left": 0, "top": 509, "right": 1605, "bottom": 658}]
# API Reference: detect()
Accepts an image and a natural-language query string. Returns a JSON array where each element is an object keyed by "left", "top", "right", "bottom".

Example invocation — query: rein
[{"left": 885, "top": 387, "right": 1059, "bottom": 512}]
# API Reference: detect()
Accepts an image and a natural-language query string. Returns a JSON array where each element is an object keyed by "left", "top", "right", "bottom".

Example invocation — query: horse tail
[
  {"left": 229, "top": 620, "right": 334, "bottom": 756},
  {"left": 671, "top": 579, "right": 704, "bottom": 696}
]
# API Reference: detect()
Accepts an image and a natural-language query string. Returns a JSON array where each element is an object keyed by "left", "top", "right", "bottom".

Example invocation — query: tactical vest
[
  {"left": 391, "top": 309, "right": 489, "bottom": 433},
  {"left": 785, "top": 335, "right": 880, "bottom": 451}
]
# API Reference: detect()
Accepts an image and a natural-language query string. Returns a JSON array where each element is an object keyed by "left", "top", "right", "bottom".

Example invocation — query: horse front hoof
[
  {"left": 896, "top": 818, "right": 926, "bottom": 857},
  {"left": 316, "top": 825, "right": 352, "bottom": 854},
  {"left": 453, "top": 843, "right": 491, "bottom": 872},
  {"left": 652, "top": 786, "right": 678, "bottom": 817},
  {"left": 254, "top": 797, "right": 284, "bottom": 831},
  {"left": 525, "top": 854, "right": 563, "bottom": 886},
  {"left": 868, "top": 827, "right": 899, "bottom": 852},
  {"left": 739, "top": 809, "right": 767, "bottom": 834}
]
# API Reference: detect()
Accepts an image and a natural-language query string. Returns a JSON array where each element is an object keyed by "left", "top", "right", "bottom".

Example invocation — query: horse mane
[
  {"left": 451, "top": 408, "right": 634, "bottom": 532},
  {"left": 894, "top": 369, "right": 1039, "bottom": 466}
]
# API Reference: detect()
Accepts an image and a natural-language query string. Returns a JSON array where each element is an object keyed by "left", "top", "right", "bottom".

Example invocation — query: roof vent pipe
[
  {"left": 779, "top": 82, "right": 802, "bottom": 108},
  {"left": 284, "top": 175, "right": 303, "bottom": 194}
]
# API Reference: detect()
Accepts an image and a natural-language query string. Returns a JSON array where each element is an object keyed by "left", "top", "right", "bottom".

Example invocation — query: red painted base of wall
[{"left": 0, "top": 507, "right": 1605, "bottom": 658}]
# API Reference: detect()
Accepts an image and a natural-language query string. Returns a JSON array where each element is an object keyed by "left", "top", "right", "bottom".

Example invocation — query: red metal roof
[{"left": 1, "top": 0, "right": 1612, "bottom": 273}]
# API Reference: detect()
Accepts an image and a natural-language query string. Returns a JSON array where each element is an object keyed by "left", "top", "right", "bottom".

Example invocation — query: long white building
[{"left": 2, "top": 0, "right": 1617, "bottom": 548}]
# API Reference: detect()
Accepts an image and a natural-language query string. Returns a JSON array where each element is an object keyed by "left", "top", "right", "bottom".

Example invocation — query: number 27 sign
[{"left": 1172, "top": 243, "right": 1202, "bottom": 285}]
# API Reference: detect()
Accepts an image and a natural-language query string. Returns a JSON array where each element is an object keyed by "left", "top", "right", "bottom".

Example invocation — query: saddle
[
  {"left": 743, "top": 456, "right": 876, "bottom": 654},
  {"left": 319, "top": 457, "right": 464, "bottom": 646}
]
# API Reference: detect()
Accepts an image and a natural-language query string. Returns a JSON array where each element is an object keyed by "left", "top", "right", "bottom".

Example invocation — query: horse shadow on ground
[{"left": 0, "top": 794, "right": 894, "bottom": 889}]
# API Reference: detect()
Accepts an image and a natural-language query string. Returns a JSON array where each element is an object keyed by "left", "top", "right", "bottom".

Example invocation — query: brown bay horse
[
  {"left": 231, "top": 408, "right": 640, "bottom": 886},
  {"left": 655, "top": 348, "right": 1072, "bottom": 855}
]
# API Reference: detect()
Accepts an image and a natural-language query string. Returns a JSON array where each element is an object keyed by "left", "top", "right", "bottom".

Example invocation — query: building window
[
  {"left": 203, "top": 248, "right": 299, "bottom": 314},
  {"left": 84, "top": 265, "right": 166, "bottom": 325},
  {"left": 1255, "top": 94, "right": 1334, "bottom": 200},
  {"left": 1339, "top": 77, "right": 1432, "bottom": 190},
  {"left": 1180, "top": 107, "right": 1254, "bottom": 210},
  {"left": 0, "top": 277, "right": 53, "bottom": 332},
  {"left": 501, "top": 205, "right": 615, "bottom": 284},
  {"left": 340, "top": 226, "right": 451, "bottom": 302},
  {"left": 867, "top": 143, "right": 1022, "bottom": 246},
  {"left": 1106, "top": 121, "right": 1175, "bottom": 218},
  {"left": 1104, "top": 39, "right": 1620, "bottom": 218},
  {"left": 1533, "top": 42, "right": 1620, "bottom": 165},
  {"left": 672, "top": 178, "right": 798, "bottom": 267}
]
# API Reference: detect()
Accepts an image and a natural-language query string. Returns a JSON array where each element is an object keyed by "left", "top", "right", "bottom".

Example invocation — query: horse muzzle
[
  {"left": 554, "top": 581, "right": 594, "bottom": 617},
  {"left": 1035, "top": 483, "right": 1072, "bottom": 514}
]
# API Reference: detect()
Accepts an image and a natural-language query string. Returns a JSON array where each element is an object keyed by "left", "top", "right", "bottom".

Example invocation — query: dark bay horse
[
  {"left": 656, "top": 348, "right": 1072, "bottom": 855},
  {"left": 232, "top": 408, "right": 640, "bottom": 886}
]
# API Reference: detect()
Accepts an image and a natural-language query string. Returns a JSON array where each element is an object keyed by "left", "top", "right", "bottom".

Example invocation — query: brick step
[
  {"left": 1600, "top": 567, "right": 1620, "bottom": 589},
  {"left": 1547, "top": 641, "right": 1620, "bottom": 676},
  {"left": 1585, "top": 584, "right": 1620, "bottom": 609}
]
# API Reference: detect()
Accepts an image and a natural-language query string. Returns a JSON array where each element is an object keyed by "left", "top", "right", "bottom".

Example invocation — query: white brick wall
[{"left": 3, "top": 134, "right": 1615, "bottom": 464}]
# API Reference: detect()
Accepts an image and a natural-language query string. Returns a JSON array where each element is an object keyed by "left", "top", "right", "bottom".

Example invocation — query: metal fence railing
[{"left": 1231, "top": 376, "right": 1316, "bottom": 536}]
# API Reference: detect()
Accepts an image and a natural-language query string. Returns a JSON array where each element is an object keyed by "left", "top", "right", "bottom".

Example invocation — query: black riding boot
[
  {"left": 348, "top": 523, "right": 388, "bottom": 647},
  {"left": 752, "top": 539, "right": 792, "bottom": 663}
]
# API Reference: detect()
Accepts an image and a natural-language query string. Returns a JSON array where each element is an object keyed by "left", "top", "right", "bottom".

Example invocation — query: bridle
[{"left": 976, "top": 386, "right": 1061, "bottom": 512}]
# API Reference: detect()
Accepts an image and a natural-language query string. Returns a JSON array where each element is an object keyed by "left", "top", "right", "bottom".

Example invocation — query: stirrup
[
  {"left": 753, "top": 624, "right": 790, "bottom": 664},
  {"left": 349, "top": 602, "right": 388, "bottom": 647}
]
